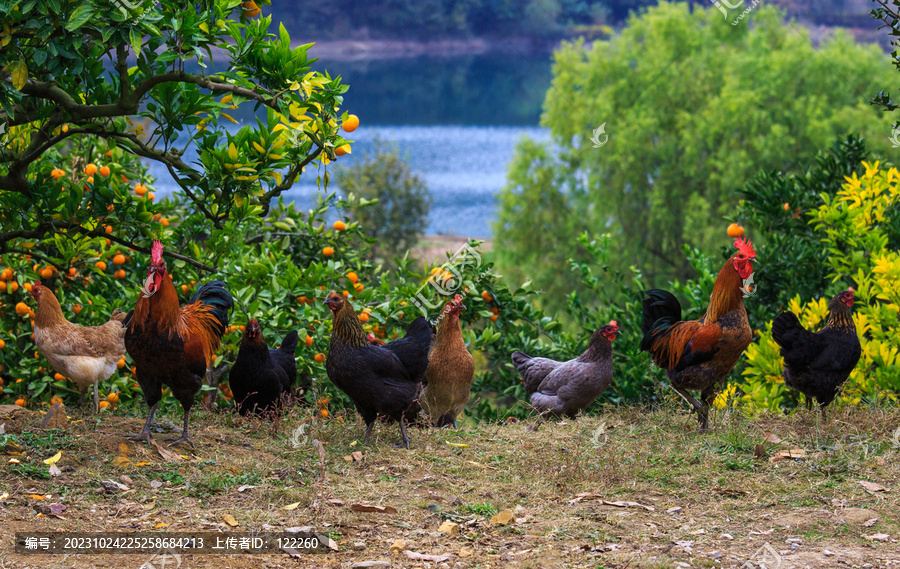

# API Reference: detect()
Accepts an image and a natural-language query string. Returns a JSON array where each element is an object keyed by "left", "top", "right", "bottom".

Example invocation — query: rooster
[
  {"left": 124, "top": 241, "right": 233, "bottom": 446},
  {"left": 771, "top": 289, "right": 860, "bottom": 417},
  {"left": 381, "top": 316, "right": 435, "bottom": 386},
  {"left": 324, "top": 291, "right": 423, "bottom": 448},
  {"left": 423, "top": 294, "right": 474, "bottom": 427},
  {"left": 513, "top": 321, "right": 620, "bottom": 418},
  {"left": 229, "top": 319, "right": 299, "bottom": 416},
  {"left": 32, "top": 283, "right": 126, "bottom": 413},
  {"left": 641, "top": 238, "right": 756, "bottom": 430}
]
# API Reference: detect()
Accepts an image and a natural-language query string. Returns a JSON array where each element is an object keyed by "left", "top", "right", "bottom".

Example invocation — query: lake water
[{"left": 147, "top": 51, "right": 554, "bottom": 238}]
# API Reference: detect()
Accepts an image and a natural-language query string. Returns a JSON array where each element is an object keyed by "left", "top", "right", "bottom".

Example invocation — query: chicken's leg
[
  {"left": 125, "top": 402, "right": 159, "bottom": 443},
  {"left": 93, "top": 380, "right": 100, "bottom": 414},
  {"left": 396, "top": 418, "right": 410, "bottom": 449},
  {"left": 167, "top": 409, "right": 194, "bottom": 448},
  {"left": 363, "top": 421, "right": 375, "bottom": 445}
]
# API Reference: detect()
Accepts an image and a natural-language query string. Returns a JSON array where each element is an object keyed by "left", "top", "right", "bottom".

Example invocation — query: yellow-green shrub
[{"left": 742, "top": 161, "right": 900, "bottom": 409}]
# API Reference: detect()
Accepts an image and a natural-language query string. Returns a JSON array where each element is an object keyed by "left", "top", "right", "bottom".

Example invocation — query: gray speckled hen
[{"left": 511, "top": 321, "right": 620, "bottom": 417}]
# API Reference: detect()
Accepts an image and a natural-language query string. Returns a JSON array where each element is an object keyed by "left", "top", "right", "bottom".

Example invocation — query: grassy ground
[{"left": 0, "top": 401, "right": 898, "bottom": 569}]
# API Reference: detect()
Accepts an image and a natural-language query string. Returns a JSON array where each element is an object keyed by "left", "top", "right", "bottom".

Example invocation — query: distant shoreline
[{"left": 303, "top": 37, "right": 561, "bottom": 62}]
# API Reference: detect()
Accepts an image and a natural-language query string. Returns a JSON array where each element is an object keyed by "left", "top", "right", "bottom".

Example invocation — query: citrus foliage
[{"left": 743, "top": 161, "right": 900, "bottom": 410}]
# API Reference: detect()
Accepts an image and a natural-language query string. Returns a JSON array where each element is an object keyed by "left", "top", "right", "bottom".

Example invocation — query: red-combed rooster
[
  {"left": 641, "top": 238, "right": 756, "bottom": 430},
  {"left": 124, "top": 241, "right": 233, "bottom": 447}
]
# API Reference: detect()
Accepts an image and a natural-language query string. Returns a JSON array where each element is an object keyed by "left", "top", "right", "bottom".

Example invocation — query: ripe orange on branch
[
  {"left": 242, "top": 0, "right": 260, "bottom": 17},
  {"left": 334, "top": 144, "right": 351, "bottom": 156},
  {"left": 342, "top": 114, "right": 359, "bottom": 133},
  {"left": 726, "top": 223, "right": 744, "bottom": 238}
]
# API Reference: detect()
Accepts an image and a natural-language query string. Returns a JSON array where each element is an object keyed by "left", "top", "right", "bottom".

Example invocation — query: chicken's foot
[
  {"left": 167, "top": 411, "right": 194, "bottom": 448},
  {"left": 396, "top": 418, "right": 410, "bottom": 449},
  {"left": 363, "top": 422, "right": 375, "bottom": 445},
  {"left": 125, "top": 402, "right": 159, "bottom": 443},
  {"left": 672, "top": 386, "right": 710, "bottom": 432}
]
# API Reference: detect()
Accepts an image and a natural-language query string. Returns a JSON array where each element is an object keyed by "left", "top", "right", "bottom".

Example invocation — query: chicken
[
  {"left": 32, "top": 283, "right": 126, "bottom": 413},
  {"left": 641, "top": 238, "right": 756, "bottom": 431},
  {"left": 771, "top": 289, "right": 860, "bottom": 417},
  {"left": 324, "top": 291, "right": 423, "bottom": 448},
  {"left": 423, "top": 295, "right": 474, "bottom": 427},
  {"left": 513, "top": 321, "right": 620, "bottom": 418},
  {"left": 381, "top": 316, "right": 435, "bottom": 386},
  {"left": 229, "top": 319, "right": 299, "bottom": 416},
  {"left": 124, "top": 241, "right": 233, "bottom": 446}
]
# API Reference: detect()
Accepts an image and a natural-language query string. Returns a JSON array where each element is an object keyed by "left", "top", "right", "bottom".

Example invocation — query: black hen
[
  {"left": 229, "top": 319, "right": 298, "bottom": 416},
  {"left": 381, "top": 316, "right": 434, "bottom": 385},
  {"left": 771, "top": 289, "right": 860, "bottom": 417},
  {"left": 324, "top": 292, "right": 423, "bottom": 448}
]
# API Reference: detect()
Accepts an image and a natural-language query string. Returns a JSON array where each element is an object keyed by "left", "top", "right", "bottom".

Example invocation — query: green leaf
[
  {"left": 65, "top": 4, "right": 95, "bottom": 31},
  {"left": 129, "top": 28, "right": 143, "bottom": 54}
]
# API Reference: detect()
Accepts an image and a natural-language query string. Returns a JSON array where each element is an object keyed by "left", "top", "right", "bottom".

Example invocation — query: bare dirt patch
[{"left": 1, "top": 403, "right": 899, "bottom": 568}]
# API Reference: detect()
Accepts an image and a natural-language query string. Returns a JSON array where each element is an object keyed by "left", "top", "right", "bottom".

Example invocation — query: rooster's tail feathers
[
  {"left": 640, "top": 289, "right": 682, "bottom": 351},
  {"left": 189, "top": 280, "right": 234, "bottom": 331},
  {"left": 771, "top": 311, "right": 802, "bottom": 349},
  {"left": 280, "top": 330, "right": 300, "bottom": 356}
]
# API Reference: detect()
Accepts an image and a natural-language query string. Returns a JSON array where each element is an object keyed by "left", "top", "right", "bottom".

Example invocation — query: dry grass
[{"left": 0, "top": 401, "right": 899, "bottom": 568}]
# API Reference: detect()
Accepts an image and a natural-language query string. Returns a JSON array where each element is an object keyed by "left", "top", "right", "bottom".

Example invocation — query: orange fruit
[
  {"left": 84, "top": 163, "right": 98, "bottom": 176},
  {"left": 15, "top": 302, "right": 29, "bottom": 316},
  {"left": 481, "top": 291, "right": 493, "bottom": 302},
  {"left": 320, "top": 409, "right": 329, "bottom": 418},
  {"left": 99, "top": 165, "right": 110, "bottom": 177},
  {"left": 148, "top": 192, "right": 155, "bottom": 201},
  {"left": 117, "top": 358, "right": 125, "bottom": 369},
  {"left": 53, "top": 373, "right": 66, "bottom": 381},
  {"left": 0, "top": 268, "right": 11, "bottom": 280},
  {"left": 346, "top": 272, "right": 358, "bottom": 284},
  {"left": 334, "top": 144, "right": 351, "bottom": 157},
  {"left": 95, "top": 261, "right": 107, "bottom": 271},
  {"left": 23, "top": 282, "right": 32, "bottom": 292},
  {"left": 333, "top": 220, "right": 346, "bottom": 231},
  {"left": 783, "top": 202, "right": 790, "bottom": 211},
  {"left": 107, "top": 392, "right": 119, "bottom": 404},
  {"left": 354, "top": 283, "right": 364, "bottom": 293},
  {"left": 314, "top": 353, "right": 326, "bottom": 363},
  {"left": 342, "top": 290, "right": 349, "bottom": 298},
  {"left": 342, "top": 114, "right": 359, "bottom": 133},
  {"left": 68, "top": 267, "right": 77, "bottom": 276},
  {"left": 181, "top": 284, "right": 189, "bottom": 294},
  {"left": 297, "top": 295, "right": 308, "bottom": 304},
  {"left": 112, "top": 254, "right": 126, "bottom": 265},
  {"left": 161, "top": 218, "right": 169, "bottom": 227},
  {"left": 104, "top": 225, "right": 113, "bottom": 234},
  {"left": 99, "top": 400, "right": 110, "bottom": 410},
  {"left": 242, "top": 0, "right": 260, "bottom": 17},
  {"left": 0, "top": 339, "right": 4, "bottom": 349},
  {"left": 51, "top": 168, "right": 66, "bottom": 180},
  {"left": 305, "top": 335, "right": 314, "bottom": 347},
  {"left": 135, "top": 184, "right": 147, "bottom": 196},
  {"left": 40, "top": 267, "right": 53, "bottom": 280},
  {"left": 14, "top": 398, "right": 26, "bottom": 407},
  {"left": 0, "top": 281, "right": 6, "bottom": 292},
  {"left": 8, "top": 281, "right": 18, "bottom": 293},
  {"left": 322, "top": 247, "right": 335, "bottom": 257},
  {"left": 16, "top": 378, "right": 23, "bottom": 383},
  {"left": 490, "top": 306, "right": 500, "bottom": 314},
  {"left": 50, "top": 396, "right": 63, "bottom": 405},
  {"left": 491, "top": 314, "right": 499, "bottom": 322},
  {"left": 726, "top": 223, "right": 744, "bottom": 238},
  {"left": 114, "top": 269, "right": 126, "bottom": 279},
  {"left": 72, "top": 304, "right": 82, "bottom": 315},
  {"left": 358, "top": 312, "right": 369, "bottom": 323}
]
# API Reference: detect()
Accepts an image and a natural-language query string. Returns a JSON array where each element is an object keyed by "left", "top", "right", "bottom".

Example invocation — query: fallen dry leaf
[
  {"left": 42, "top": 451, "right": 62, "bottom": 465},
  {"left": 858, "top": 481, "right": 889, "bottom": 492},
  {"left": 48, "top": 464, "right": 61, "bottom": 477},
  {"left": 351, "top": 451, "right": 363, "bottom": 462},
  {"left": 490, "top": 509, "right": 514, "bottom": 525},
  {"left": 863, "top": 518, "right": 879, "bottom": 527},
  {"left": 568, "top": 493, "right": 655, "bottom": 511},
  {"left": 149, "top": 439, "right": 181, "bottom": 462},
  {"left": 117, "top": 442, "right": 130, "bottom": 456},
  {"left": 283, "top": 502, "right": 301, "bottom": 511},
  {"left": 439, "top": 521, "right": 460, "bottom": 535},
  {"left": 222, "top": 514, "right": 239, "bottom": 527},
  {"left": 403, "top": 551, "right": 451, "bottom": 562},
  {"left": 48, "top": 503, "right": 65, "bottom": 515},
  {"left": 753, "top": 443, "right": 766, "bottom": 458},
  {"left": 327, "top": 498, "right": 345, "bottom": 507},
  {"left": 349, "top": 503, "right": 398, "bottom": 514},
  {"left": 864, "top": 533, "right": 890, "bottom": 541},
  {"left": 769, "top": 449, "right": 807, "bottom": 462},
  {"left": 111, "top": 456, "right": 132, "bottom": 468},
  {"left": 762, "top": 431, "right": 783, "bottom": 444}
]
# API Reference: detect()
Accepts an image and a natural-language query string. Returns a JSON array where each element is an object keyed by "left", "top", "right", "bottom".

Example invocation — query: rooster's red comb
[
  {"left": 150, "top": 240, "right": 164, "bottom": 265},
  {"left": 452, "top": 293, "right": 464, "bottom": 305},
  {"left": 609, "top": 320, "right": 618, "bottom": 328},
  {"left": 734, "top": 237, "right": 755, "bottom": 258}
]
